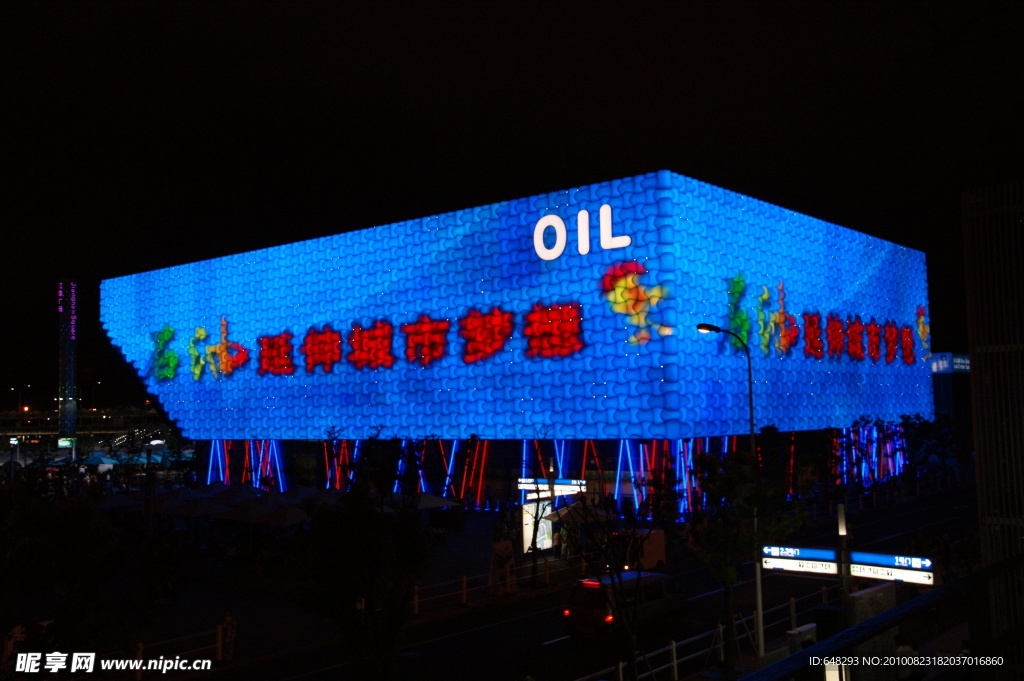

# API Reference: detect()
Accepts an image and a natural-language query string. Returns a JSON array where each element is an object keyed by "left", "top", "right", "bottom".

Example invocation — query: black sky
[{"left": 4, "top": 1, "right": 1022, "bottom": 409}]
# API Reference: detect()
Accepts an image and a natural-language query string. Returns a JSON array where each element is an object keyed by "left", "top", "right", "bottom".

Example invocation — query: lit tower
[{"left": 58, "top": 281, "right": 78, "bottom": 449}]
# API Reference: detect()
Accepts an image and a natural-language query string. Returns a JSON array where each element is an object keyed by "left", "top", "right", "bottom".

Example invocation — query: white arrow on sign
[{"left": 851, "top": 564, "right": 934, "bottom": 585}]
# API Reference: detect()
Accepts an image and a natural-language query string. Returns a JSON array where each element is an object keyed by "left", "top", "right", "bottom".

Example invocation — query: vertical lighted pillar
[{"left": 57, "top": 281, "right": 78, "bottom": 457}]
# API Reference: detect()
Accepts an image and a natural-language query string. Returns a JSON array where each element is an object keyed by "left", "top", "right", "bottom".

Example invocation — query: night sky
[{"left": 5, "top": 2, "right": 1022, "bottom": 410}]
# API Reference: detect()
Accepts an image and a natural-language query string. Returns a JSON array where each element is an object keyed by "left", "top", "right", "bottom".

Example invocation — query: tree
[
  {"left": 309, "top": 433, "right": 433, "bottom": 680},
  {"left": 559, "top": 472, "right": 676, "bottom": 681},
  {"left": 899, "top": 413, "right": 959, "bottom": 479},
  {"left": 686, "top": 438, "right": 802, "bottom": 678}
]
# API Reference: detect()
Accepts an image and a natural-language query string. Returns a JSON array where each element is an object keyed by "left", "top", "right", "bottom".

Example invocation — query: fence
[
  {"left": 413, "top": 553, "right": 596, "bottom": 617},
  {"left": 572, "top": 586, "right": 844, "bottom": 681},
  {"left": 409, "top": 469, "right": 973, "bottom": 622}
]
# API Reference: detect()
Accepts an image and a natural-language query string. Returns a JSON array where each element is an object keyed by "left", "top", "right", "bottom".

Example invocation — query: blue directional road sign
[
  {"left": 849, "top": 551, "right": 933, "bottom": 571},
  {"left": 761, "top": 546, "right": 838, "bottom": 576},
  {"left": 762, "top": 546, "right": 837, "bottom": 562},
  {"left": 850, "top": 551, "right": 935, "bottom": 585}
]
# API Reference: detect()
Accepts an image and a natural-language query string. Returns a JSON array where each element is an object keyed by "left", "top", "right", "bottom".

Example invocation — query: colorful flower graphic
[
  {"left": 916, "top": 306, "right": 930, "bottom": 360},
  {"left": 756, "top": 285, "right": 774, "bottom": 356},
  {"left": 601, "top": 261, "right": 673, "bottom": 345},
  {"left": 771, "top": 281, "right": 799, "bottom": 356}
]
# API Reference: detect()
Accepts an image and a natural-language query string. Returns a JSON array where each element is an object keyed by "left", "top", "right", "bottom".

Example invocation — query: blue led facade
[{"left": 100, "top": 170, "right": 933, "bottom": 440}]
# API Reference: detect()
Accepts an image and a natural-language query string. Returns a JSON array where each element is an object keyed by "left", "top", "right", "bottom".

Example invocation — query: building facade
[{"left": 101, "top": 170, "right": 933, "bottom": 444}]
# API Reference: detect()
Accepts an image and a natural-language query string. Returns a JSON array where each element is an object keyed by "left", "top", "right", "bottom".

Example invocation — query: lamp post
[{"left": 697, "top": 323, "right": 764, "bottom": 660}]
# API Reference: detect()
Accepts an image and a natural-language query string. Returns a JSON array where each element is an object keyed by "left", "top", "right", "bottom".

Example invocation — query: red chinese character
[
  {"left": 846, "top": 316, "right": 866, "bottom": 362},
  {"left": 460, "top": 308, "right": 515, "bottom": 363},
  {"left": 825, "top": 313, "right": 846, "bottom": 359},
  {"left": 207, "top": 317, "right": 250, "bottom": 378},
  {"left": 524, "top": 303, "right": 584, "bottom": 359},
  {"left": 900, "top": 326, "right": 916, "bottom": 365},
  {"left": 257, "top": 331, "right": 296, "bottom": 376},
  {"left": 883, "top": 321, "right": 899, "bottom": 364},
  {"left": 348, "top": 321, "right": 395, "bottom": 370},
  {"left": 866, "top": 318, "right": 882, "bottom": 363},
  {"left": 300, "top": 324, "right": 342, "bottom": 373},
  {"left": 401, "top": 315, "right": 451, "bottom": 366},
  {"left": 778, "top": 313, "right": 800, "bottom": 355},
  {"left": 801, "top": 313, "right": 824, "bottom": 359}
]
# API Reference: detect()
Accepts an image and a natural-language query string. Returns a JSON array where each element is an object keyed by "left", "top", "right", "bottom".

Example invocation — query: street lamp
[{"left": 697, "top": 323, "right": 764, "bottom": 659}]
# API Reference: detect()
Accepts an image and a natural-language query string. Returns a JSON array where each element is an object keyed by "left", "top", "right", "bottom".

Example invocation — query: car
[
  {"left": 607, "top": 529, "right": 667, "bottom": 571},
  {"left": 563, "top": 571, "right": 686, "bottom": 639}
]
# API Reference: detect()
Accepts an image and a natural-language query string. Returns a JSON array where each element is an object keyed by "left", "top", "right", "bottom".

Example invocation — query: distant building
[
  {"left": 929, "top": 352, "right": 972, "bottom": 454},
  {"left": 0, "top": 405, "right": 174, "bottom": 452},
  {"left": 962, "top": 179, "right": 1024, "bottom": 655}
]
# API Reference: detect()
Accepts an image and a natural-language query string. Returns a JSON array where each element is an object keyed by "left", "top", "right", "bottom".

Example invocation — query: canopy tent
[{"left": 542, "top": 500, "right": 612, "bottom": 525}]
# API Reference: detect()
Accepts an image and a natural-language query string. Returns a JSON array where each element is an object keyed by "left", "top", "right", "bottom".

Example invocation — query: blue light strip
[
  {"left": 521, "top": 439, "right": 528, "bottom": 505},
  {"left": 614, "top": 439, "right": 625, "bottom": 504},
  {"left": 272, "top": 440, "right": 286, "bottom": 492},
  {"left": 689, "top": 439, "right": 698, "bottom": 509},
  {"left": 394, "top": 439, "right": 408, "bottom": 494},
  {"left": 445, "top": 439, "right": 459, "bottom": 499},
  {"left": 554, "top": 439, "right": 566, "bottom": 479},
  {"left": 206, "top": 440, "right": 219, "bottom": 485},
  {"left": 638, "top": 441, "right": 646, "bottom": 496},
  {"left": 351, "top": 439, "right": 361, "bottom": 486},
  {"left": 324, "top": 441, "right": 332, "bottom": 490},
  {"left": 676, "top": 439, "right": 687, "bottom": 515},
  {"left": 256, "top": 440, "right": 264, "bottom": 488},
  {"left": 418, "top": 451, "right": 429, "bottom": 495},
  {"left": 622, "top": 436, "right": 630, "bottom": 499}
]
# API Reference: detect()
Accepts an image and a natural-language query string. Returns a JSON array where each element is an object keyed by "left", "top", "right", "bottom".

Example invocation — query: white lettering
[
  {"left": 533, "top": 204, "right": 629, "bottom": 260},
  {"left": 599, "top": 204, "right": 630, "bottom": 250},
  {"left": 576, "top": 209, "right": 591, "bottom": 255},
  {"left": 533, "top": 214, "right": 567, "bottom": 261}
]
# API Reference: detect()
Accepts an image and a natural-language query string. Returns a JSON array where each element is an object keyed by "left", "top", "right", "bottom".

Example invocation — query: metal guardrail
[
  {"left": 571, "top": 586, "right": 843, "bottom": 681},
  {"left": 413, "top": 553, "right": 591, "bottom": 616}
]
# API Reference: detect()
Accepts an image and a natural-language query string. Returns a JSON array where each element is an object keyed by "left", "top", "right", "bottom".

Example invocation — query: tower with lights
[{"left": 58, "top": 280, "right": 77, "bottom": 447}]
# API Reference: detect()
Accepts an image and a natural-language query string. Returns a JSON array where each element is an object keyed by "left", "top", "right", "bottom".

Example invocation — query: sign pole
[
  {"left": 838, "top": 503, "right": 851, "bottom": 628},
  {"left": 754, "top": 510, "right": 764, "bottom": 659},
  {"left": 838, "top": 503, "right": 849, "bottom": 592}
]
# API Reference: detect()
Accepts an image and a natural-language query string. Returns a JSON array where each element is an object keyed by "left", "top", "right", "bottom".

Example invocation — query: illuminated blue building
[
  {"left": 102, "top": 171, "right": 932, "bottom": 502},
  {"left": 101, "top": 170, "right": 932, "bottom": 447}
]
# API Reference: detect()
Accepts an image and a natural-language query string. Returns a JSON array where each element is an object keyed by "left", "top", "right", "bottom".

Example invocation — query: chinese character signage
[{"left": 100, "top": 170, "right": 932, "bottom": 440}]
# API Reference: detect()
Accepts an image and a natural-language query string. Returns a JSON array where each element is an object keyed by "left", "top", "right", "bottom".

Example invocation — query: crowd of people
[{"left": 2, "top": 458, "right": 196, "bottom": 501}]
